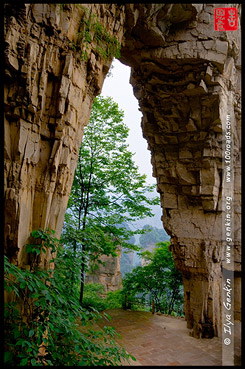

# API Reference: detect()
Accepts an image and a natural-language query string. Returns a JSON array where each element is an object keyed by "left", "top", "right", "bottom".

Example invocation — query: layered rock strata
[
  {"left": 4, "top": 3, "right": 241, "bottom": 338},
  {"left": 4, "top": 3, "right": 125, "bottom": 268},
  {"left": 120, "top": 3, "right": 241, "bottom": 337},
  {"left": 85, "top": 247, "right": 122, "bottom": 294}
]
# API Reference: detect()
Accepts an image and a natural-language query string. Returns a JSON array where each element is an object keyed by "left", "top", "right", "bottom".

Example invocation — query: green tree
[
  {"left": 121, "top": 250, "right": 135, "bottom": 277},
  {"left": 139, "top": 224, "right": 169, "bottom": 249},
  {"left": 122, "top": 241, "right": 183, "bottom": 314},
  {"left": 62, "top": 95, "right": 159, "bottom": 304},
  {"left": 4, "top": 229, "right": 134, "bottom": 366},
  {"left": 120, "top": 223, "right": 136, "bottom": 277}
]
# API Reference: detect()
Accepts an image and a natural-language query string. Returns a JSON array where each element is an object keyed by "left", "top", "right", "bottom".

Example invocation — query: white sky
[
  {"left": 101, "top": 59, "right": 167, "bottom": 233},
  {"left": 101, "top": 59, "right": 156, "bottom": 185}
]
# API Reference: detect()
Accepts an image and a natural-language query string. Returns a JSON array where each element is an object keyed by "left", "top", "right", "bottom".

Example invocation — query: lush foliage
[
  {"left": 82, "top": 283, "right": 123, "bottom": 312},
  {"left": 4, "top": 229, "right": 135, "bottom": 366},
  {"left": 120, "top": 250, "right": 135, "bottom": 277},
  {"left": 139, "top": 224, "right": 170, "bottom": 249},
  {"left": 63, "top": 95, "right": 159, "bottom": 303},
  {"left": 122, "top": 241, "right": 184, "bottom": 315},
  {"left": 120, "top": 224, "right": 136, "bottom": 277},
  {"left": 68, "top": 5, "right": 121, "bottom": 61}
]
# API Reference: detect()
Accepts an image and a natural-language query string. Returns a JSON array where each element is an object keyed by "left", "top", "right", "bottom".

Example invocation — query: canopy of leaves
[
  {"left": 122, "top": 242, "right": 183, "bottom": 314},
  {"left": 139, "top": 224, "right": 169, "bottom": 249},
  {"left": 62, "top": 95, "right": 160, "bottom": 301},
  {"left": 67, "top": 95, "right": 159, "bottom": 239}
]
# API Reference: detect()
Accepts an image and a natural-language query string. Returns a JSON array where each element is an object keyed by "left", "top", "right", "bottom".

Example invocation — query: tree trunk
[
  {"left": 79, "top": 250, "right": 86, "bottom": 304},
  {"left": 152, "top": 299, "right": 155, "bottom": 314}
]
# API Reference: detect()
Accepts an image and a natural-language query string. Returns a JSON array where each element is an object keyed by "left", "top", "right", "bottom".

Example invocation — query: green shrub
[
  {"left": 105, "top": 290, "right": 123, "bottom": 309},
  {"left": 82, "top": 283, "right": 123, "bottom": 311},
  {"left": 4, "top": 229, "right": 135, "bottom": 366},
  {"left": 82, "top": 283, "right": 106, "bottom": 311},
  {"left": 75, "top": 6, "right": 121, "bottom": 61},
  {"left": 122, "top": 242, "right": 184, "bottom": 315},
  {"left": 82, "top": 297, "right": 107, "bottom": 312}
]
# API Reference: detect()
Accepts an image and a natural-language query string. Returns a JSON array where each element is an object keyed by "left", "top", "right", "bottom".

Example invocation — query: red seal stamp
[{"left": 214, "top": 8, "right": 238, "bottom": 31}]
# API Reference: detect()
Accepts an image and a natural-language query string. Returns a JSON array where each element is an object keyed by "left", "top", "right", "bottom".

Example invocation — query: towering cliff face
[
  {"left": 120, "top": 3, "right": 241, "bottom": 338},
  {"left": 4, "top": 3, "right": 125, "bottom": 268},
  {"left": 85, "top": 247, "right": 122, "bottom": 294},
  {"left": 4, "top": 4, "right": 241, "bottom": 338}
]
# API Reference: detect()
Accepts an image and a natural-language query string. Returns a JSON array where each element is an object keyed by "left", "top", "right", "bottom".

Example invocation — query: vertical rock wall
[
  {"left": 120, "top": 3, "right": 241, "bottom": 337},
  {"left": 4, "top": 3, "right": 241, "bottom": 338},
  {"left": 4, "top": 3, "right": 125, "bottom": 267},
  {"left": 85, "top": 247, "right": 122, "bottom": 294}
]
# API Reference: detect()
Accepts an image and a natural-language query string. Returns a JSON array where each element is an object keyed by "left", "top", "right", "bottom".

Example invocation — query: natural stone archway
[
  {"left": 4, "top": 4, "right": 241, "bottom": 338},
  {"left": 119, "top": 3, "right": 241, "bottom": 338}
]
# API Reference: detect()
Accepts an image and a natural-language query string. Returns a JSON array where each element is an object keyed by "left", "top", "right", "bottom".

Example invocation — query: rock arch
[{"left": 4, "top": 4, "right": 241, "bottom": 338}]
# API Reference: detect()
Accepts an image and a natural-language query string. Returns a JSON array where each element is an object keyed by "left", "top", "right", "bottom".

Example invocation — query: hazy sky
[
  {"left": 101, "top": 59, "right": 166, "bottom": 231},
  {"left": 101, "top": 59, "right": 156, "bottom": 186}
]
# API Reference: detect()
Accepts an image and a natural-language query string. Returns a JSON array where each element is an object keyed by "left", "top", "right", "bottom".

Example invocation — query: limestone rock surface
[
  {"left": 4, "top": 3, "right": 125, "bottom": 268},
  {"left": 85, "top": 247, "right": 122, "bottom": 293},
  {"left": 4, "top": 3, "right": 241, "bottom": 338},
  {"left": 120, "top": 3, "right": 241, "bottom": 338}
]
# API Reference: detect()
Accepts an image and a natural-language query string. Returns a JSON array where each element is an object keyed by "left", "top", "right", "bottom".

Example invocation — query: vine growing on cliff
[{"left": 67, "top": 4, "right": 121, "bottom": 61}]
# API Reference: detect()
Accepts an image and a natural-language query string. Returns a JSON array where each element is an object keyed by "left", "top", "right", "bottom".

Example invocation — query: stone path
[{"left": 96, "top": 309, "right": 241, "bottom": 366}]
